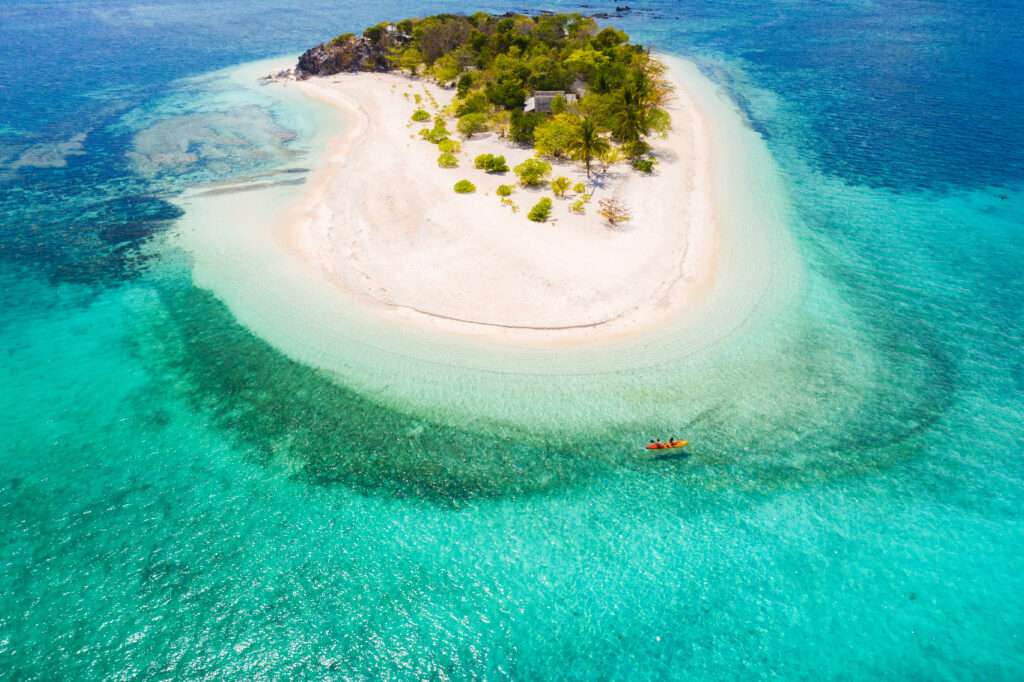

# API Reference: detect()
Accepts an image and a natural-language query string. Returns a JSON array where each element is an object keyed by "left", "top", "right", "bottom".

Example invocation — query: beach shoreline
[{"left": 280, "top": 55, "right": 717, "bottom": 347}]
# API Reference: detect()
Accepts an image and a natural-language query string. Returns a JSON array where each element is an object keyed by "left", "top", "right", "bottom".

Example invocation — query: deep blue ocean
[{"left": 1, "top": 0, "right": 1022, "bottom": 678}]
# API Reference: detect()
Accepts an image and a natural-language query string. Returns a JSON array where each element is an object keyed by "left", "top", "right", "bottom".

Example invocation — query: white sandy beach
[
  {"left": 285, "top": 57, "right": 715, "bottom": 344},
  {"left": 171, "top": 54, "right": 812, "bottom": 432}
]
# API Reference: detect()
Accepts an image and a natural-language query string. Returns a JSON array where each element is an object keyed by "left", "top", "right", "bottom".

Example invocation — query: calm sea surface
[{"left": 1, "top": 0, "right": 1022, "bottom": 678}]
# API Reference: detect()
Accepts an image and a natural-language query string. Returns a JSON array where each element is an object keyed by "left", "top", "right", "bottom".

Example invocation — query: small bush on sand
[
  {"left": 454, "top": 179, "right": 476, "bottom": 193},
  {"left": 514, "top": 158, "right": 552, "bottom": 187},
  {"left": 420, "top": 116, "right": 450, "bottom": 144},
  {"left": 487, "top": 155, "right": 508, "bottom": 173},
  {"left": 438, "top": 152, "right": 458, "bottom": 168},
  {"left": 551, "top": 176, "right": 571, "bottom": 198},
  {"left": 500, "top": 197, "right": 518, "bottom": 212},
  {"left": 474, "top": 153, "right": 508, "bottom": 173},
  {"left": 571, "top": 199, "right": 586, "bottom": 214},
  {"left": 438, "top": 139, "right": 462, "bottom": 154},
  {"left": 411, "top": 109, "right": 430, "bottom": 122},
  {"left": 528, "top": 197, "right": 553, "bottom": 222},
  {"left": 631, "top": 156, "right": 657, "bottom": 173},
  {"left": 496, "top": 184, "right": 514, "bottom": 197},
  {"left": 573, "top": 182, "right": 587, "bottom": 196}
]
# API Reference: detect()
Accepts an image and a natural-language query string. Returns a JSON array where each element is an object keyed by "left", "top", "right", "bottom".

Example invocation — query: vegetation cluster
[{"left": 345, "top": 12, "right": 671, "bottom": 172}]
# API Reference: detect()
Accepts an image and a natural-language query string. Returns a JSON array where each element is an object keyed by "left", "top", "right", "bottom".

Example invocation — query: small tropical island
[{"left": 269, "top": 12, "right": 716, "bottom": 340}]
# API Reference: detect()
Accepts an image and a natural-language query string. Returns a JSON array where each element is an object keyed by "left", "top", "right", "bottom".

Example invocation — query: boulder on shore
[{"left": 296, "top": 34, "right": 394, "bottom": 78}]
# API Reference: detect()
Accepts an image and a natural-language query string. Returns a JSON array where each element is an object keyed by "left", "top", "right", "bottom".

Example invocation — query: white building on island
[{"left": 523, "top": 90, "right": 578, "bottom": 114}]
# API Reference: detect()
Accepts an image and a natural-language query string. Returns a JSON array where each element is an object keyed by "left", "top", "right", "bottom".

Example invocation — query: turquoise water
[{"left": 2, "top": 1, "right": 1023, "bottom": 678}]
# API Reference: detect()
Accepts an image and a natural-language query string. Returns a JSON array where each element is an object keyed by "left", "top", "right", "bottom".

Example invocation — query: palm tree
[
  {"left": 567, "top": 116, "right": 610, "bottom": 178},
  {"left": 612, "top": 62, "right": 672, "bottom": 159}
]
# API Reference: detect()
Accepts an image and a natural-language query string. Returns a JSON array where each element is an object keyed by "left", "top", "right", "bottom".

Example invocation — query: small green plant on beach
[
  {"left": 414, "top": 93, "right": 422, "bottom": 105},
  {"left": 573, "top": 182, "right": 587, "bottom": 196},
  {"left": 570, "top": 199, "right": 586, "bottom": 214},
  {"left": 474, "top": 154, "right": 508, "bottom": 173},
  {"left": 411, "top": 108, "right": 430, "bottom": 122},
  {"left": 438, "top": 139, "right": 462, "bottom": 154},
  {"left": 438, "top": 152, "right": 458, "bottom": 168},
  {"left": 550, "top": 176, "right": 571, "bottom": 198},
  {"left": 496, "top": 184, "right": 514, "bottom": 197},
  {"left": 528, "top": 197, "right": 553, "bottom": 222},
  {"left": 420, "top": 116, "right": 450, "bottom": 144},
  {"left": 632, "top": 156, "right": 657, "bottom": 173},
  {"left": 454, "top": 179, "right": 476, "bottom": 193},
  {"left": 514, "top": 158, "right": 552, "bottom": 187},
  {"left": 500, "top": 197, "right": 518, "bottom": 212}
]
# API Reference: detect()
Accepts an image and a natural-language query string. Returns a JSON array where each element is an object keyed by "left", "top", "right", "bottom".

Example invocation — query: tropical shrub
[
  {"left": 420, "top": 116, "right": 450, "bottom": 144},
  {"left": 431, "top": 53, "right": 461, "bottom": 83},
  {"left": 570, "top": 199, "right": 586, "bottom": 214},
  {"left": 474, "top": 153, "right": 508, "bottom": 173},
  {"left": 496, "top": 184, "right": 514, "bottom": 197},
  {"left": 438, "top": 139, "right": 462, "bottom": 154},
  {"left": 411, "top": 108, "right": 430, "bottom": 122},
  {"left": 509, "top": 110, "right": 545, "bottom": 145},
  {"left": 632, "top": 156, "right": 657, "bottom": 173},
  {"left": 489, "top": 110, "right": 512, "bottom": 138},
  {"left": 456, "top": 72, "right": 474, "bottom": 98},
  {"left": 455, "top": 92, "right": 490, "bottom": 117},
  {"left": 573, "top": 182, "right": 587, "bottom": 195},
  {"left": 550, "top": 176, "right": 571, "bottom": 198},
  {"left": 438, "top": 152, "right": 459, "bottom": 168},
  {"left": 454, "top": 179, "right": 476, "bottom": 193},
  {"left": 457, "top": 112, "right": 488, "bottom": 138},
  {"left": 486, "top": 79, "right": 527, "bottom": 110},
  {"left": 514, "top": 158, "right": 552, "bottom": 187},
  {"left": 528, "top": 197, "right": 553, "bottom": 222}
]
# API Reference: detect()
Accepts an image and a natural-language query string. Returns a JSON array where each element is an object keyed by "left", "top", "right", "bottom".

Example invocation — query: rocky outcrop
[{"left": 296, "top": 34, "right": 395, "bottom": 78}]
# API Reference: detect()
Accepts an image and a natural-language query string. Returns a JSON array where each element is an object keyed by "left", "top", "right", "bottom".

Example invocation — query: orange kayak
[{"left": 645, "top": 440, "right": 688, "bottom": 451}]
